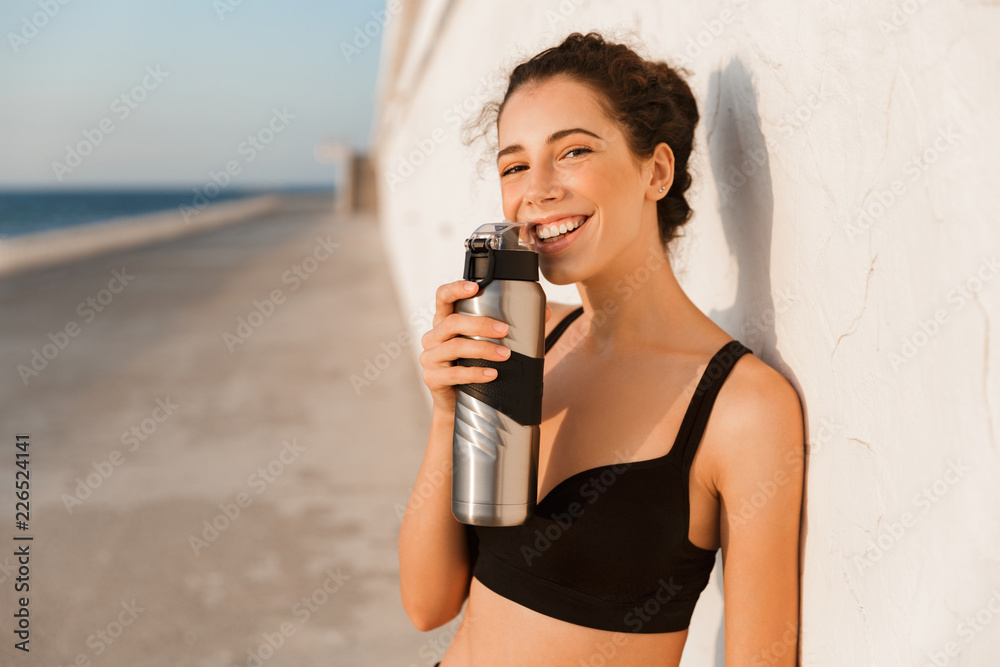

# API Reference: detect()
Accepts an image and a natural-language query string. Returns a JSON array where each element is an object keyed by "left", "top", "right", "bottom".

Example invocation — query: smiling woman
[{"left": 399, "top": 32, "right": 805, "bottom": 666}]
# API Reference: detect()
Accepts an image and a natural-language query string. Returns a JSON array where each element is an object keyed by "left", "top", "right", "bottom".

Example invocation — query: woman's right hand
[{"left": 419, "top": 280, "right": 514, "bottom": 414}]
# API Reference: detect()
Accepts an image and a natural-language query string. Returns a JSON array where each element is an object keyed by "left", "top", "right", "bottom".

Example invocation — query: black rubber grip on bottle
[{"left": 455, "top": 350, "right": 543, "bottom": 426}]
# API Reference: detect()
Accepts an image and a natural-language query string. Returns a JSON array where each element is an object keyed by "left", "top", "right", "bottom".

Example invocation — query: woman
[{"left": 399, "top": 32, "right": 804, "bottom": 666}]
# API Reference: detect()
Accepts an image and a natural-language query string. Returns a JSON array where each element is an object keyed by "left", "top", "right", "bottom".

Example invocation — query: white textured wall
[{"left": 373, "top": 1, "right": 1000, "bottom": 664}]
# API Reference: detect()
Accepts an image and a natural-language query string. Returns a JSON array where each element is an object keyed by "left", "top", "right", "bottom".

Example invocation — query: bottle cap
[{"left": 465, "top": 220, "right": 537, "bottom": 253}]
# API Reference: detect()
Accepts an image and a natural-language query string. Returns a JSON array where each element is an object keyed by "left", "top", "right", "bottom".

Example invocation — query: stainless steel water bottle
[{"left": 451, "top": 221, "right": 546, "bottom": 526}]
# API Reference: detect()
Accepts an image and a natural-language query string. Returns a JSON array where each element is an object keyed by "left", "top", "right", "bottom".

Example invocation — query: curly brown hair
[{"left": 476, "top": 32, "right": 700, "bottom": 249}]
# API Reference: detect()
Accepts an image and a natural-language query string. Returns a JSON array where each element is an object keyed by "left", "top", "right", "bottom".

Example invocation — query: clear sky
[{"left": 0, "top": 0, "right": 387, "bottom": 188}]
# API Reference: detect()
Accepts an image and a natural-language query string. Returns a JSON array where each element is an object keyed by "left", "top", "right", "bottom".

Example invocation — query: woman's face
[{"left": 497, "top": 75, "right": 660, "bottom": 285}]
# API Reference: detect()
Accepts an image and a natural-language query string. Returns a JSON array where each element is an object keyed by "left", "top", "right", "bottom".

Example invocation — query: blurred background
[{"left": 1, "top": 1, "right": 999, "bottom": 666}]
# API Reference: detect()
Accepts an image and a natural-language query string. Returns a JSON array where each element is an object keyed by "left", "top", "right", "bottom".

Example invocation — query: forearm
[{"left": 398, "top": 406, "right": 473, "bottom": 630}]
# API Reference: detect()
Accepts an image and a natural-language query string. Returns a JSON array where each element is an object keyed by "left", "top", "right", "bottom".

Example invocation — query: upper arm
[{"left": 714, "top": 360, "right": 805, "bottom": 665}]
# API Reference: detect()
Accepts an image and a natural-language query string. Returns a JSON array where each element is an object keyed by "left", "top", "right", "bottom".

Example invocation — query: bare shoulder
[
  {"left": 544, "top": 301, "right": 582, "bottom": 339},
  {"left": 704, "top": 350, "right": 805, "bottom": 484}
]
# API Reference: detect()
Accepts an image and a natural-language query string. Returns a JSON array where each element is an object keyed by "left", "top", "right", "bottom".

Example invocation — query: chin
[{"left": 539, "top": 264, "right": 581, "bottom": 287}]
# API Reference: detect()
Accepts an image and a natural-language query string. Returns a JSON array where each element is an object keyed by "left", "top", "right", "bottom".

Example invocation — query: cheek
[
  {"left": 568, "top": 162, "right": 625, "bottom": 197},
  {"left": 571, "top": 172, "right": 619, "bottom": 212},
  {"left": 500, "top": 183, "right": 523, "bottom": 218},
  {"left": 599, "top": 169, "right": 644, "bottom": 212}
]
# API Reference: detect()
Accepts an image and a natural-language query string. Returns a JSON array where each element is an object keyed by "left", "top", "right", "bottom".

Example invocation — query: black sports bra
[{"left": 465, "top": 306, "right": 752, "bottom": 633}]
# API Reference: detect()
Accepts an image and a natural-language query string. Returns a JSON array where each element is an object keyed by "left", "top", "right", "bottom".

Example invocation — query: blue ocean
[{"left": 0, "top": 187, "right": 333, "bottom": 239}]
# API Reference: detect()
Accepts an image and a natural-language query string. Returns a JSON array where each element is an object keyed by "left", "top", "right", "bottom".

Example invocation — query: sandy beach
[{"left": 0, "top": 194, "right": 443, "bottom": 666}]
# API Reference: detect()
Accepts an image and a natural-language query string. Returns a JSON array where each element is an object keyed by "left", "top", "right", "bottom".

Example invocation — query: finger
[
  {"left": 423, "top": 365, "right": 498, "bottom": 397},
  {"left": 434, "top": 280, "right": 478, "bottom": 328},
  {"left": 437, "top": 312, "right": 508, "bottom": 343},
  {"left": 422, "top": 312, "right": 507, "bottom": 352},
  {"left": 442, "top": 364, "right": 499, "bottom": 385},
  {"left": 422, "top": 337, "right": 510, "bottom": 368},
  {"left": 421, "top": 313, "right": 509, "bottom": 355}
]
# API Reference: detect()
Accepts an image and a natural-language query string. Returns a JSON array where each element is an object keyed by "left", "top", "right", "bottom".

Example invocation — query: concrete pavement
[{"left": 0, "top": 195, "right": 443, "bottom": 666}]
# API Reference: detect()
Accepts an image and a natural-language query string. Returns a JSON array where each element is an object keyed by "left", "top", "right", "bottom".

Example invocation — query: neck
[{"left": 573, "top": 228, "right": 701, "bottom": 356}]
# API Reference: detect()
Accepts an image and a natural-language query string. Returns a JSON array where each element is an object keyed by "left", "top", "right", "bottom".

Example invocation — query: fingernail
[
  {"left": 465, "top": 282, "right": 477, "bottom": 291},
  {"left": 483, "top": 368, "right": 497, "bottom": 377},
  {"left": 494, "top": 322, "right": 508, "bottom": 333},
  {"left": 496, "top": 346, "right": 510, "bottom": 358}
]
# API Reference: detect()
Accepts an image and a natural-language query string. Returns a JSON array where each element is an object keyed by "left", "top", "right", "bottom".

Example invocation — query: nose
[{"left": 522, "top": 161, "right": 564, "bottom": 208}]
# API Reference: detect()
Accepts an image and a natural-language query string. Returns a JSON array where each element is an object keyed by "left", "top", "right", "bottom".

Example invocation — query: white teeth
[{"left": 537, "top": 218, "right": 585, "bottom": 240}]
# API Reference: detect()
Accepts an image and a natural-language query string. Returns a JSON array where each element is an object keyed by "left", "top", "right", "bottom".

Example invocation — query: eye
[
  {"left": 500, "top": 164, "right": 527, "bottom": 177},
  {"left": 564, "top": 147, "right": 592, "bottom": 159}
]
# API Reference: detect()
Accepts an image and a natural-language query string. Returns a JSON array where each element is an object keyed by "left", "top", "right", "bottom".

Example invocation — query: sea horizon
[{"left": 0, "top": 185, "right": 335, "bottom": 239}]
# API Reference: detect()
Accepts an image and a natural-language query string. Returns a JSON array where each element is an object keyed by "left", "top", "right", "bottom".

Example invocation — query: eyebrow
[{"left": 496, "top": 127, "right": 603, "bottom": 162}]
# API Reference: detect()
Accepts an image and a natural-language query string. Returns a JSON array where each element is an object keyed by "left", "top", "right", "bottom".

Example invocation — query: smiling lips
[{"left": 532, "top": 215, "right": 590, "bottom": 245}]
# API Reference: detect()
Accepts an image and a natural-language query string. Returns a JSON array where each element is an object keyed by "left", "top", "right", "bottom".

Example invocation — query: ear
[{"left": 646, "top": 142, "right": 675, "bottom": 201}]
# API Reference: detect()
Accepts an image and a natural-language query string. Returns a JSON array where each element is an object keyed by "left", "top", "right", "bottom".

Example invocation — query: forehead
[{"left": 497, "top": 76, "right": 616, "bottom": 145}]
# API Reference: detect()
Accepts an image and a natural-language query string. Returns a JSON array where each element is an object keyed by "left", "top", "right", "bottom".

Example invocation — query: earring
[{"left": 657, "top": 186, "right": 666, "bottom": 193}]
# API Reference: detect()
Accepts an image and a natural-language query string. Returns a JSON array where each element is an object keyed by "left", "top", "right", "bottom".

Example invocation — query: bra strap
[
  {"left": 677, "top": 340, "right": 752, "bottom": 471},
  {"left": 544, "top": 306, "right": 584, "bottom": 353}
]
